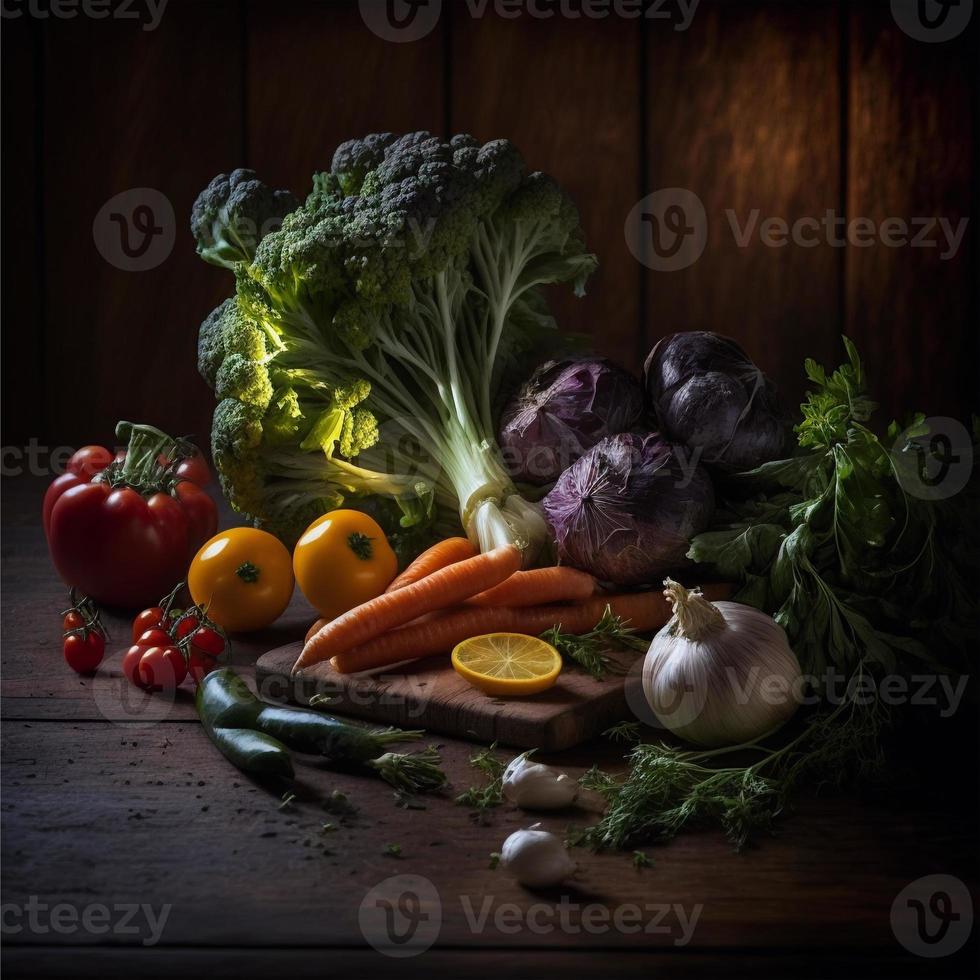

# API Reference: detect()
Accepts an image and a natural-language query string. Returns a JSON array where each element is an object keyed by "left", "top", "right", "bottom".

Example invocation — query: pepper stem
[
  {"left": 113, "top": 421, "right": 188, "bottom": 493},
  {"left": 663, "top": 578, "right": 726, "bottom": 641}
]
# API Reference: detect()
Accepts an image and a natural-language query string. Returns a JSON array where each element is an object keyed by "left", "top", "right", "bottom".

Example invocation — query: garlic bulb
[
  {"left": 642, "top": 579, "right": 802, "bottom": 747},
  {"left": 502, "top": 754, "right": 606, "bottom": 813},
  {"left": 499, "top": 824, "right": 577, "bottom": 888}
]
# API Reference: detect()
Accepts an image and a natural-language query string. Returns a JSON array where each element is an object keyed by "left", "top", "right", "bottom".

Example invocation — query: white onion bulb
[{"left": 641, "top": 579, "right": 802, "bottom": 747}]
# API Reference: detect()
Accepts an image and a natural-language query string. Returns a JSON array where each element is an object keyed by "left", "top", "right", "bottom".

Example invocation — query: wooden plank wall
[{"left": 2, "top": 0, "right": 976, "bottom": 453}]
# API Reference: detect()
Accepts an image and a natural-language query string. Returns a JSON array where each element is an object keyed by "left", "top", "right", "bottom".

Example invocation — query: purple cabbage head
[
  {"left": 644, "top": 331, "right": 789, "bottom": 473},
  {"left": 542, "top": 432, "right": 715, "bottom": 586},
  {"left": 498, "top": 358, "right": 644, "bottom": 485}
]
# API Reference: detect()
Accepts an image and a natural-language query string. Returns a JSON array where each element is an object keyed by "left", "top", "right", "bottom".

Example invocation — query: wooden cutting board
[{"left": 255, "top": 642, "right": 644, "bottom": 751}]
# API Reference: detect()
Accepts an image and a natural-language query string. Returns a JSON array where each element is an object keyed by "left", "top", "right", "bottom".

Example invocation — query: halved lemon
[{"left": 451, "top": 633, "right": 562, "bottom": 697}]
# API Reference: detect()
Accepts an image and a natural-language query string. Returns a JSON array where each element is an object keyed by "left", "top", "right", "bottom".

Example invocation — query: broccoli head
[
  {"left": 193, "top": 133, "right": 596, "bottom": 559},
  {"left": 191, "top": 169, "right": 299, "bottom": 270}
]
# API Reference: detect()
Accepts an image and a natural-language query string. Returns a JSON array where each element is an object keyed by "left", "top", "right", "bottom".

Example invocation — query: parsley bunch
[{"left": 577, "top": 339, "right": 977, "bottom": 851}]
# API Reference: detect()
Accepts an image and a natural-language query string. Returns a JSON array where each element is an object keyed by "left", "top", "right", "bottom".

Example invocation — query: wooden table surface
[{"left": 2, "top": 475, "right": 977, "bottom": 979}]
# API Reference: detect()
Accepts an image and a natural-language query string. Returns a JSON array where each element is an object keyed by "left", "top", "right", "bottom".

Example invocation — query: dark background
[{"left": 2, "top": 0, "right": 977, "bottom": 456}]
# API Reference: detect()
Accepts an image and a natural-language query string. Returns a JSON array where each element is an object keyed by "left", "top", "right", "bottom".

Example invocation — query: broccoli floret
[
  {"left": 191, "top": 169, "right": 299, "bottom": 270},
  {"left": 198, "top": 298, "right": 269, "bottom": 389},
  {"left": 215, "top": 353, "right": 273, "bottom": 408},
  {"left": 193, "top": 133, "right": 596, "bottom": 558},
  {"left": 210, "top": 388, "right": 433, "bottom": 546}
]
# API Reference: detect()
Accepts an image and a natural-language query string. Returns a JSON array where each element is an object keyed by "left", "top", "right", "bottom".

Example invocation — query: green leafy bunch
[{"left": 191, "top": 133, "right": 596, "bottom": 551}]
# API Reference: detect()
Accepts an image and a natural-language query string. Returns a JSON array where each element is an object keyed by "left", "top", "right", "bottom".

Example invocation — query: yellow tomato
[
  {"left": 292, "top": 510, "right": 397, "bottom": 620},
  {"left": 188, "top": 528, "right": 294, "bottom": 633}
]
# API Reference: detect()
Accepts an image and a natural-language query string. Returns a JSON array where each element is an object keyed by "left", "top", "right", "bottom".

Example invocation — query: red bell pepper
[{"left": 44, "top": 422, "right": 218, "bottom": 608}]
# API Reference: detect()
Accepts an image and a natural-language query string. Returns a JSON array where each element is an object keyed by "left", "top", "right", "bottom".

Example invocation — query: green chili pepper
[
  {"left": 197, "top": 669, "right": 447, "bottom": 793},
  {"left": 196, "top": 678, "right": 293, "bottom": 780}
]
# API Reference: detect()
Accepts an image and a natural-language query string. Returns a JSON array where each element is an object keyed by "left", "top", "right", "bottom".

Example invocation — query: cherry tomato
[
  {"left": 173, "top": 451, "right": 211, "bottom": 488},
  {"left": 123, "top": 644, "right": 186, "bottom": 693},
  {"left": 68, "top": 446, "right": 114, "bottom": 479},
  {"left": 172, "top": 613, "right": 225, "bottom": 684},
  {"left": 61, "top": 590, "right": 107, "bottom": 674},
  {"left": 173, "top": 615, "right": 199, "bottom": 640},
  {"left": 132, "top": 606, "right": 165, "bottom": 642},
  {"left": 135, "top": 627, "right": 173, "bottom": 649},
  {"left": 63, "top": 610, "right": 85, "bottom": 633},
  {"left": 188, "top": 528, "right": 294, "bottom": 633},
  {"left": 292, "top": 510, "right": 397, "bottom": 621},
  {"left": 63, "top": 631, "right": 105, "bottom": 674},
  {"left": 185, "top": 648, "right": 219, "bottom": 685},
  {"left": 181, "top": 624, "right": 224, "bottom": 657}
]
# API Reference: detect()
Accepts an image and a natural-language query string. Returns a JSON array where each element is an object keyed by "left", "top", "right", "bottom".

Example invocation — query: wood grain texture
[
  {"left": 0, "top": 479, "right": 313, "bottom": 722},
  {"left": 644, "top": 0, "right": 843, "bottom": 409},
  {"left": 1, "top": 17, "right": 42, "bottom": 448},
  {"left": 1, "top": 475, "right": 977, "bottom": 975},
  {"left": 245, "top": 0, "right": 444, "bottom": 194},
  {"left": 2, "top": 718, "right": 977, "bottom": 954},
  {"left": 846, "top": 4, "right": 977, "bottom": 422},
  {"left": 1, "top": 948, "right": 962, "bottom": 980},
  {"left": 257, "top": 641, "right": 639, "bottom": 751},
  {"left": 40, "top": 1, "right": 243, "bottom": 450},
  {"left": 451, "top": 8, "right": 642, "bottom": 367}
]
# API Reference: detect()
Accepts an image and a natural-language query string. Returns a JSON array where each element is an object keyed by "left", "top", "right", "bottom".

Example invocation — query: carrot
[
  {"left": 331, "top": 583, "right": 733, "bottom": 674},
  {"left": 386, "top": 537, "right": 476, "bottom": 592},
  {"left": 294, "top": 545, "right": 522, "bottom": 673},
  {"left": 467, "top": 567, "right": 598, "bottom": 608},
  {"left": 304, "top": 537, "right": 478, "bottom": 644},
  {"left": 305, "top": 618, "right": 328, "bottom": 644}
]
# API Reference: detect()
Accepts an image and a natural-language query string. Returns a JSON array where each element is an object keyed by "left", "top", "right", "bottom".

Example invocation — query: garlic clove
[
  {"left": 501, "top": 755, "right": 582, "bottom": 810},
  {"left": 499, "top": 824, "right": 577, "bottom": 888}
]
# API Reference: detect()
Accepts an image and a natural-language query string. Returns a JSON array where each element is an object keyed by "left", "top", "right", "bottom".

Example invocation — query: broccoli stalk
[{"left": 192, "top": 133, "right": 596, "bottom": 559}]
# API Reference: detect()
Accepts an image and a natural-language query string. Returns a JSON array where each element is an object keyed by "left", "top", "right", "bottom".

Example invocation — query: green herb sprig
[
  {"left": 456, "top": 742, "right": 507, "bottom": 820},
  {"left": 542, "top": 605, "right": 648, "bottom": 679}
]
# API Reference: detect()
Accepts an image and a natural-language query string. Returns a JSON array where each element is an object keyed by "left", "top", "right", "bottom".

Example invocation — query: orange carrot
[
  {"left": 305, "top": 618, "right": 328, "bottom": 644},
  {"left": 386, "top": 537, "right": 476, "bottom": 593},
  {"left": 331, "top": 584, "right": 733, "bottom": 674},
  {"left": 307, "top": 536, "right": 473, "bottom": 641},
  {"left": 294, "top": 545, "right": 522, "bottom": 673},
  {"left": 467, "top": 567, "right": 598, "bottom": 608}
]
